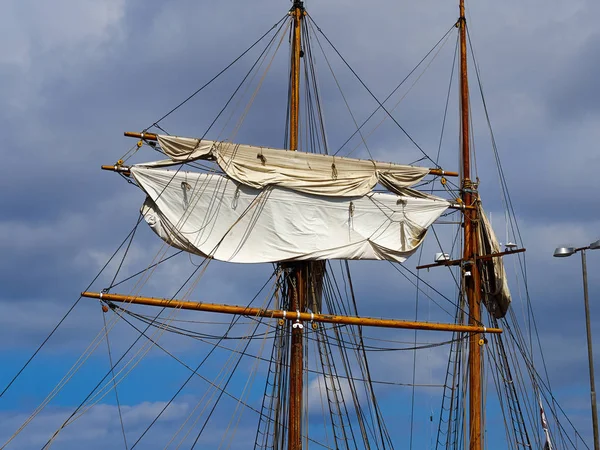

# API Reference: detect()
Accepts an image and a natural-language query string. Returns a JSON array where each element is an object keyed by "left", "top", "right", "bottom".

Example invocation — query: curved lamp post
[{"left": 554, "top": 239, "right": 600, "bottom": 450}]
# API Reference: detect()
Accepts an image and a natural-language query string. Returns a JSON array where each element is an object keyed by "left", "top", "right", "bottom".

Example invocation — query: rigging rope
[
  {"left": 129, "top": 270, "right": 277, "bottom": 448},
  {"left": 101, "top": 305, "right": 129, "bottom": 450},
  {"left": 0, "top": 216, "right": 143, "bottom": 400},
  {"left": 307, "top": 14, "right": 438, "bottom": 167},
  {"left": 308, "top": 19, "right": 373, "bottom": 161},
  {"left": 319, "top": 23, "right": 458, "bottom": 159},
  {"left": 145, "top": 15, "right": 288, "bottom": 130},
  {"left": 37, "top": 249, "right": 214, "bottom": 449}
]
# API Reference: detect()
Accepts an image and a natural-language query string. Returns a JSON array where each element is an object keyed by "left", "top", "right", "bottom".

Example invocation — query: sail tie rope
[{"left": 331, "top": 161, "right": 338, "bottom": 179}]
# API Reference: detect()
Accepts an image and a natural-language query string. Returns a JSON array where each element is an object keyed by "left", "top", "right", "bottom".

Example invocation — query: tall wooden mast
[
  {"left": 288, "top": 2, "right": 306, "bottom": 449},
  {"left": 458, "top": 1, "right": 483, "bottom": 449},
  {"left": 289, "top": 1, "right": 303, "bottom": 152}
]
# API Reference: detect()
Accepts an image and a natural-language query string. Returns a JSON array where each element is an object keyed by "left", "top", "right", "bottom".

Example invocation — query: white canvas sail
[
  {"left": 478, "top": 205, "right": 512, "bottom": 318},
  {"left": 155, "top": 134, "right": 430, "bottom": 197},
  {"left": 131, "top": 166, "right": 449, "bottom": 264}
]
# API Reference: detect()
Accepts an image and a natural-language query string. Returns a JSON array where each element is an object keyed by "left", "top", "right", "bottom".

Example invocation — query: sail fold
[
  {"left": 131, "top": 166, "right": 449, "bottom": 264},
  {"left": 156, "top": 134, "right": 430, "bottom": 197},
  {"left": 477, "top": 206, "right": 512, "bottom": 318}
]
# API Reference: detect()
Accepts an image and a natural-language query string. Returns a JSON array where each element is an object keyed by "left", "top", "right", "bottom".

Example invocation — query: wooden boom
[
  {"left": 416, "top": 248, "right": 526, "bottom": 270},
  {"left": 81, "top": 291, "right": 501, "bottom": 334}
]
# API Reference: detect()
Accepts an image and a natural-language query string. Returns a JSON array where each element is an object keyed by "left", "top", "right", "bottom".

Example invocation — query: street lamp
[{"left": 554, "top": 239, "right": 600, "bottom": 450}]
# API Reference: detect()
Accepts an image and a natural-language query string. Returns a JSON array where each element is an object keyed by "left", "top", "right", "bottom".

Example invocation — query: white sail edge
[
  {"left": 131, "top": 166, "right": 450, "bottom": 264},
  {"left": 151, "top": 134, "right": 431, "bottom": 197}
]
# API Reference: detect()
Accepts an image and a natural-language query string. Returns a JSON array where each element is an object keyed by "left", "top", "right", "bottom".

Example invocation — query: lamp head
[
  {"left": 590, "top": 240, "right": 600, "bottom": 250},
  {"left": 553, "top": 247, "right": 576, "bottom": 258}
]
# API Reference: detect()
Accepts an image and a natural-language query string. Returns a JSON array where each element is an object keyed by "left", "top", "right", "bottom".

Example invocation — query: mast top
[
  {"left": 291, "top": 0, "right": 304, "bottom": 10},
  {"left": 289, "top": 0, "right": 305, "bottom": 15}
]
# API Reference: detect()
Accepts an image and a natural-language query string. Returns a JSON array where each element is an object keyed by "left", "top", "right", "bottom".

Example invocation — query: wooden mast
[
  {"left": 458, "top": 1, "right": 483, "bottom": 449},
  {"left": 288, "top": 2, "right": 305, "bottom": 449},
  {"left": 289, "top": 1, "right": 303, "bottom": 152}
]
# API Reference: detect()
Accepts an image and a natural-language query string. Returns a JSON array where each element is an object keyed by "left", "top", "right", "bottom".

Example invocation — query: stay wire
[
  {"left": 130, "top": 316, "right": 241, "bottom": 449},
  {"left": 467, "top": 23, "right": 564, "bottom": 446},
  {"left": 327, "top": 267, "right": 388, "bottom": 446},
  {"left": 112, "top": 307, "right": 272, "bottom": 421},
  {"left": 308, "top": 19, "right": 456, "bottom": 161},
  {"left": 302, "top": 20, "right": 329, "bottom": 154},
  {"left": 101, "top": 308, "right": 129, "bottom": 450},
  {"left": 126, "top": 308, "right": 446, "bottom": 387},
  {"left": 337, "top": 24, "right": 457, "bottom": 158},
  {"left": 112, "top": 285, "right": 333, "bottom": 450},
  {"left": 188, "top": 310, "right": 273, "bottom": 448},
  {"left": 39, "top": 260, "right": 206, "bottom": 450},
  {"left": 0, "top": 215, "right": 144, "bottom": 400},
  {"left": 145, "top": 15, "right": 288, "bottom": 130},
  {"left": 466, "top": 19, "right": 538, "bottom": 363},
  {"left": 128, "top": 270, "right": 277, "bottom": 448},
  {"left": 327, "top": 266, "right": 386, "bottom": 447},
  {"left": 108, "top": 250, "right": 183, "bottom": 290},
  {"left": 344, "top": 261, "right": 390, "bottom": 448},
  {"left": 409, "top": 242, "right": 426, "bottom": 450},
  {"left": 123, "top": 308, "right": 276, "bottom": 341},
  {"left": 108, "top": 213, "right": 141, "bottom": 290},
  {"left": 308, "top": 20, "right": 373, "bottom": 160},
  {"left": 387, "top": 261, "right": 475, "bottom": 325},
  {"left": 98, "top": 214, "right": 142, "bottom": 450},
  {"left": 501, "top": 318, "right": 589, "bottom": 449},
  {"left": 122, "top": 18, "right": 289, "bottom": 267},
  {"left": 435, "top": 32, "right": 460, "bottom": 165},
  {"left": 132, "top": 297, "right": 463, "bottom": 352},
  {"left": 308, "top": 15, "right": 437, "bottom": 166},
  {"left": 199, "top": 19, "right": 289, "bottom": 146}
]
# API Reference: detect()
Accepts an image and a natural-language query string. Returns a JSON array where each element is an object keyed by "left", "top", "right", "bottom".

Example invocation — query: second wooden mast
[{"left": 458, "top": 1, "right": 484, "bottom": 449}]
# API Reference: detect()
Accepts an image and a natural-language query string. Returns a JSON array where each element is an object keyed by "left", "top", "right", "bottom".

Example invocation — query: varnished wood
[
  {"left": 288, "top": 5, "right": 305, "bottom": 448},
  {"left": 124, "top": 131, "right": 158, "bottom": 140},
  {"left": 429, "top": 168, "right": 458, "bottom": 177},
  {"left": 416, "top": 248, "right": 526, "bottom": 270},
  {"left": 80, "top": 291, "right": 502, "bottom": 334},
  {"left": 289, "top": 6, "right": 302, "bottom": 152},
  {"left": 459, "top": 1, "right": 483, "bottom": 449},
  {"left": 101, "top": 165, "right": 130, "bottom": 175},
  {"left": 288, "top": 264, "right": 304, "bottom": 450}
]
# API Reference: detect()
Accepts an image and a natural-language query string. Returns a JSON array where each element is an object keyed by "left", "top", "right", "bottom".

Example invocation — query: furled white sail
[
  {"left": 477, "top": 206, "right": 512, "bottom": 318},
  {"left": 131, "top": 165, "right": 449, "bottom": 264},
  {"left": 156, "top": 135, "right": 430, "bottom": 197}
]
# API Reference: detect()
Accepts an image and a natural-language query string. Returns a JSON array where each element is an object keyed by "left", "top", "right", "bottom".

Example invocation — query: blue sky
[{"left": 1, "top": 0, "right": 599, "bottom": 448}]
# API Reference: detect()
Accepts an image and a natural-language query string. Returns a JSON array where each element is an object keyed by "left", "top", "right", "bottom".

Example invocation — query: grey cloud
[{"left": 2, "top": 0, "right": 600, "bottom": 448}]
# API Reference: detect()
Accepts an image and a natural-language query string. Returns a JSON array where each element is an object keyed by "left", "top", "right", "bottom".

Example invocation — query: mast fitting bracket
[{"left": 292, "top": 309, "right": 304, "bottom": 329}]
